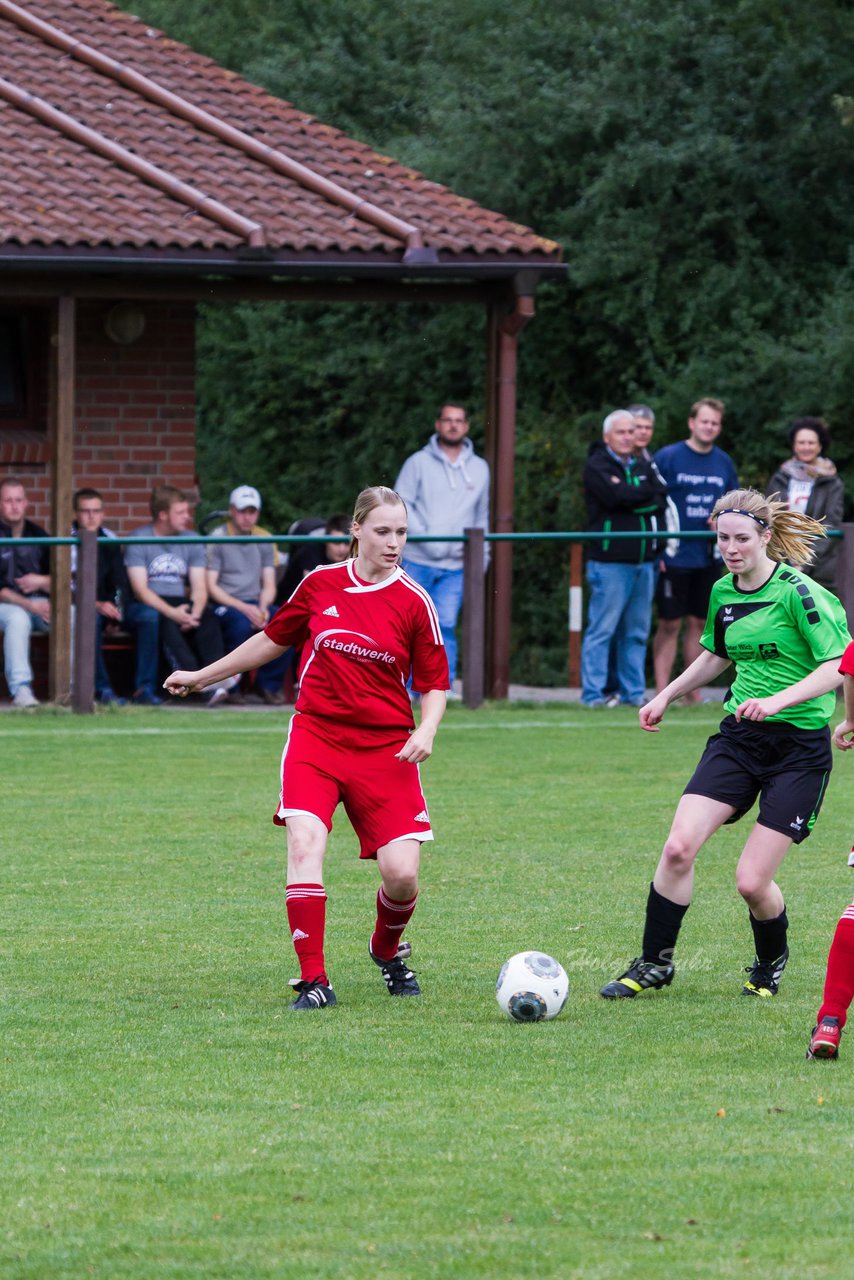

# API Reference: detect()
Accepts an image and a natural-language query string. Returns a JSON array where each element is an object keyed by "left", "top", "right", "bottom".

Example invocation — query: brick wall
[{"left": 0, "top": 299, "right": 197, "bottom": 533}]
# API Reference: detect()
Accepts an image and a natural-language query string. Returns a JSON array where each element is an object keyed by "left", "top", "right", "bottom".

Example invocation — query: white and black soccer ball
[{"left": 495, "top": 951, "right": 569, "bottom": 1022}]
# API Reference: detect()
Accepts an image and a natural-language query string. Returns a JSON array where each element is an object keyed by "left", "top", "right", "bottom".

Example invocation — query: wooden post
[
  {"left": 483, "top": 304, "right": 499, "bottom": 693},
  {"left": 486, "top": 292, "right": 535, "bottom": 700},
  {"left": 568, "top": 542, "right": 583, "bottom": 687},
  {"left": 490, "top": 326, "right": 517, "bottom": 699},
  {"left": 462, "top": 527, "right": 485, "bottom": 708},
  {"left": 49, "top": 295, "right": 76, "bottom": 703},
  {"left": 72, "top": 528, "right": 97, "bottom": 713}
]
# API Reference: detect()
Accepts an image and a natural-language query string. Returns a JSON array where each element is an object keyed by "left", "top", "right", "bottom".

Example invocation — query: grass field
[{"left": 2, "top": 702, "right": 853, "bottom": 1279}]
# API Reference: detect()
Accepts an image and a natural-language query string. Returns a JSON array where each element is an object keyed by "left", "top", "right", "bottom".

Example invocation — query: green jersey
[{"left": 700, "top": 564, "right": 850, "bottom": 729}]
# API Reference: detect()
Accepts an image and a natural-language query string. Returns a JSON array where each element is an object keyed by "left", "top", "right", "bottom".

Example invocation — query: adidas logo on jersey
[
  {"left": 292, "top": 927, "right": 310, "bottom": 940},
  {"left": 414, "top": 809, "right": 430, "bottom": 823},
  {"left": 322, "top": 605, "right": 340, "bottom": 617}
]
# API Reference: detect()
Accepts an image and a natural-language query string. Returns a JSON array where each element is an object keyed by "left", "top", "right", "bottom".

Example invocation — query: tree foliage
[{"left": 129, "top": 0, "right": 854, "bottom": 682}]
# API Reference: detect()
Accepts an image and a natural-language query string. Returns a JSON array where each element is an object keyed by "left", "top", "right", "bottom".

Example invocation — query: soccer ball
[{"left": 495, "top": 951, "right": 569, "bottom": 1022}]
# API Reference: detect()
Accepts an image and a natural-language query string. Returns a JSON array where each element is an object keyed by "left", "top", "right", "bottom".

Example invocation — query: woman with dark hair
[
  {"left": 600, "top": 488, "right": 850, "bottom": 1006},
  {"left": 766, "top": 417, "right": 844, "bottom": 591},
  {"left": 273, "top": 513, "right": 352, "bottom": 608},
  {"left": 164, "top": 486, "right": 449, "bottom": 1012}
]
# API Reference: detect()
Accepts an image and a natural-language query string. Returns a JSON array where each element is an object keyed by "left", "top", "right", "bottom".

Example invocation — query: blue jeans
[
  {"left": 213, "top": 603, "right": 290, "bottom": 694},
  {"left": 0, "top": 601, "right": 49, "bottom": 696},
  {"left": 123, "top": 600, "right": 160, "bottom": 695},
  {"left": 581, "top": 561, "right": 655, "bottom": 705},
  {"left": 401, "top": 560, "right": 462, "bottom": 685}
]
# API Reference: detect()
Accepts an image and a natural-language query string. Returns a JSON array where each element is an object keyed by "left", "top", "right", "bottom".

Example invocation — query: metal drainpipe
[
  {"left": 491, "top": 294, "right": 535, "bottom": 699},
  {"left": 0, "top": 76, "right": 266, "bottom": 248},
  {"left": 0, "top": 0, "right": 437, "bottom": 265}
]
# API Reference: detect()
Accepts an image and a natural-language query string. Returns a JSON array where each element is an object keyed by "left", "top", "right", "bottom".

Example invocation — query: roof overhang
[{"left": 0, "top": 245, "right": 567, "bottom": 285}]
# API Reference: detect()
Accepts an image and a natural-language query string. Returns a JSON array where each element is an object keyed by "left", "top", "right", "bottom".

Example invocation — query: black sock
[
  {"left": 641, "top": 882, "right": 689, "bottom": 965},
  {"left": 749, "top": 907, "right": 788, "bottom": 962}
]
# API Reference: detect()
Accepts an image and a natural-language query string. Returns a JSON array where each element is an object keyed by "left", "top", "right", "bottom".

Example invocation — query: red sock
[
  {"left": 817, "top": 905, "right": 854, "bottom": 1029},
  {"left": 370, "top": 887, "right": 418, "bottom": 962},
  {"left": 286, "top": 883, "right": 328, "bottom": 984}
]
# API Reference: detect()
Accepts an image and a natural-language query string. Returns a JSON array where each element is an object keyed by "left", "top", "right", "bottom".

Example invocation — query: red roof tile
[{"left": 0, "top": 0, "right": 563, "bottom": 266}]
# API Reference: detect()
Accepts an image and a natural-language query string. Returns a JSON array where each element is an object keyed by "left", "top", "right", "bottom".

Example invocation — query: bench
[
  {"left": 0, "top": 627, "right": 135, "bottom": 701},
  {"left": 0, "top": 625, "right": 293, "bottom": 704}
]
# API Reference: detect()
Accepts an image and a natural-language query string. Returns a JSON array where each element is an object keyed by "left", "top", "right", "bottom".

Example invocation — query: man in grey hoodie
[{"left": 394, "top": 403, "right": 490, "bottom": 688}]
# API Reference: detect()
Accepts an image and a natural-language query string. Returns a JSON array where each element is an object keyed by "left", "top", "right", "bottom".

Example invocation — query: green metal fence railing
[{"left": 0, "top": 527, "right": 847, "bottom": 712}]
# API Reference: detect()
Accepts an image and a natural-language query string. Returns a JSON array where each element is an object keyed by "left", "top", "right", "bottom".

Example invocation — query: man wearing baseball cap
[{"left": 207, "top": 486, "right": 288, "bottom": 703}]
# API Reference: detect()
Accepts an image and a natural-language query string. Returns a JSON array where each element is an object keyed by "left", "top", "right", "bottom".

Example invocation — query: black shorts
[
  {"left": 656, "top": 564, "right": 721, "bottom": 620},
  {"left": 683, "top": 715, "right": 832, "bottom": 843}
]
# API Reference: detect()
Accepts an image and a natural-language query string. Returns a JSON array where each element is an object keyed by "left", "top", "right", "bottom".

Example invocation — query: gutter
[
  {"left": 0, "top": 248, "right": 568, "bottom": 282},
  {"left": 0, "top": 75, "right": 266, "bottom": 249},
  {"left": 0, "top": 0, "right": 438, "bottom": 266}
]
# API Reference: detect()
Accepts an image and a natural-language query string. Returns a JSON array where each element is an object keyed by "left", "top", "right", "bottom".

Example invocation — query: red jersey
[
  {"left": 264, "top": 560, "right": 449, "bottom": 743},
  {"left": 840, "top": 640, "right": 854, "bottom": 676}
]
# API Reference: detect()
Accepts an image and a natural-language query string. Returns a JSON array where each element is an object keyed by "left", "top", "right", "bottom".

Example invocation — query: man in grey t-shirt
[
  {"left": 207, "top": 485, "right": 288, "bottom": 704},
  {"left": 124, "top": 484, "right": 226, "bottom": 705}
]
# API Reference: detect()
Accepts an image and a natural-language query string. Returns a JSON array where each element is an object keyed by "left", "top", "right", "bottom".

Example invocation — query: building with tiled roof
[
  {"left": 0, "top": 0, "right": 564, "bottom": 270},
  {"left": 0, "top": 0, "right": 565, "bottom": 704}
]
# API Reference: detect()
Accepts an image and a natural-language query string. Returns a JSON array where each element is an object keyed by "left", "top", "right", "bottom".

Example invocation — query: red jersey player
[
  {"left": 164, "top": 486, "right": 449, "bottom": 1011},
  {"left": 807, "top": 638, "right": 854, "bottom": 1060}
]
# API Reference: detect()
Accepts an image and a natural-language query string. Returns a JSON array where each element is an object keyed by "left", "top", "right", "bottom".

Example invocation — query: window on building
[{"left": 0, "top": 311, "right": 42, "bottom": 429}]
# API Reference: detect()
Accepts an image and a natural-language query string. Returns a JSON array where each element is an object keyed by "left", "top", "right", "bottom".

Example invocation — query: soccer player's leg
[
  {"left": 373, "top": 839, "right": 422, "bottom": 996},
  {"left": 735, "top": 825, "right": 793, "bottom": 997},
  {"left": 276, "top": 720, "right": 340, "bottom": 1009},
  {"left": 741, "top": 756, "right": 832, "bottom": 998},
  {"left": 808, "top": 902, "right": 854, "bottom": 1058},
  {"left": 343, "top": 748, "right": 432, "bottom": 997},
  {"left": 285, "top": 816, "right": 336, "bottom": 1009},
  {"left": 601, "top": 793, "right": 736, "bottom": 998}
]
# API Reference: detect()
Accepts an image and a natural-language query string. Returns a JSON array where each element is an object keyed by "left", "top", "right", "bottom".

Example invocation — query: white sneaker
[
  {"left": 12, "top": 685, "right": 39, "bottom": 708},
  {"left": 205, "top": 683, "right": 230, "bottom": 707}
]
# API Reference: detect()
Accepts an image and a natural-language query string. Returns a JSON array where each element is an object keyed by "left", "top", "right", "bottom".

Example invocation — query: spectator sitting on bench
[
  {"left": 124, "top": 484, "right": 231, "bottom": 707},
  {"left": 207, "top": 485, "right": 290, "bottom": 704},
  {"left": 0, "top": 475, "right": 50, "bottom": 708},
  {"left": 72, "top": 487, "right": 153, "bottom": 706},
  {"left": 273, "top": 513, "right": 352, "bottom": 608}
]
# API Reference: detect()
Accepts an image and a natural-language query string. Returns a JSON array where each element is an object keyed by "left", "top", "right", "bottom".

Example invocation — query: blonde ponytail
[{"left": 712, "top": 488, "right": 827, "bottom": 567}]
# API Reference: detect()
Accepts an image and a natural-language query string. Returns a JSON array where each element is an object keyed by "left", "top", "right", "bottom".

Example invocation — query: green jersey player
[{"left": 601, "top": 488, "right": 850, "bottom": 1004}]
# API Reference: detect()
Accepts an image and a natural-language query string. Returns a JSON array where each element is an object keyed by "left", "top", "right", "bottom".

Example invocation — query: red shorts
[{"left": 273, "top": 713, "right": 434, "bottom": 859}]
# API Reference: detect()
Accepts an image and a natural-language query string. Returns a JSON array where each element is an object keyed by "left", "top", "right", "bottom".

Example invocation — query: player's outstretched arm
[
  {"left": 395, "top": 689, "right": 446, "bottom": 763},
  {"left": 735, "top": 657, "right": 842, "bottom": 723},
  {"left": 639, "top": 650, "right": 730, "bottom": 732},
  {"left": 163, "top": 631, "right": 285, "bottom": 697},
  {"left": 834, "top": 673, "right": 854, "bottom": 749}
]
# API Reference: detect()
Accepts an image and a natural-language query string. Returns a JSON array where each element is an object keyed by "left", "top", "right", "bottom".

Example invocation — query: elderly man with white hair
[{"left": 580, "top": 410, "right": 668, "bottom": 707}]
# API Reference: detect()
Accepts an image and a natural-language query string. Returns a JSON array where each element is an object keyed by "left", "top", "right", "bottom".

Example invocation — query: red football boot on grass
[{"left": 806, "top": 1015, "right": 841, "bottom": 1060}]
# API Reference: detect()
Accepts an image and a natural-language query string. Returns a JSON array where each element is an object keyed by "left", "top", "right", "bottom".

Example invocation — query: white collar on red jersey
[{"left": 345, "top": 560, "right": 404, "bottom": 593}]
